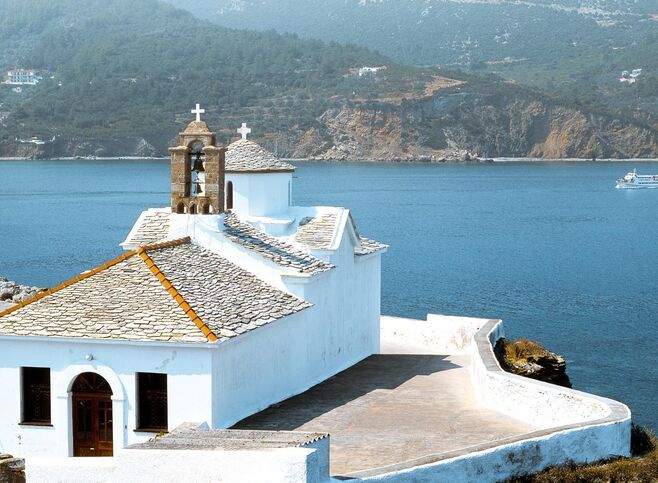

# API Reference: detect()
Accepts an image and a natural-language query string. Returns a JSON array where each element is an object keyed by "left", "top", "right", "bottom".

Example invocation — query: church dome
[{"left": 225, "top": 139, "right": 295, "bottom": 173}]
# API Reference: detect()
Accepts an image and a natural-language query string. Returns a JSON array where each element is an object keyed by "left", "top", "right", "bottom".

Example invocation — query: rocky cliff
[
  {"left": 1, "top": 137, "right": 161, "bottom": 160},
  {"left": 5, "top": 90, "right": 657, "bottom": 161},
  {"left": 289, "top": 93, "right": 658, "bottom": 161},
  {"left": 0, "top": 277, "right": 44, "bottom": 306}
]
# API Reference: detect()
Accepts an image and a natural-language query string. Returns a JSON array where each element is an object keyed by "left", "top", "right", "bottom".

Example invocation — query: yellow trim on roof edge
[
  {"left": 0, "top": 250, "right": 137, "bottom": 319},
  {"left": 138, "top": 239, "right": 218, "bottom": 343}
]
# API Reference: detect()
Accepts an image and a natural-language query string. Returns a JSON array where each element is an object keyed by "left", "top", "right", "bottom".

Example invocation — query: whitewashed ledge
[{"left": 352, "top": 315, "right": 631, "bottom": 482}]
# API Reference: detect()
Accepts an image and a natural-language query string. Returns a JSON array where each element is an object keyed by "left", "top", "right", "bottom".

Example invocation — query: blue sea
[{"left": 0, "top": 159, "right": 656, "bottom": 430}]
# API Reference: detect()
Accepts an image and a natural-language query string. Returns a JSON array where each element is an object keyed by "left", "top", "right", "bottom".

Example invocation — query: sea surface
[{"left": 0, "top": 159, "right": 656, "bottom": 430}]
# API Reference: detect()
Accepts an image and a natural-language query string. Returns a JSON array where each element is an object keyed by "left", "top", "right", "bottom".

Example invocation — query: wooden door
[
  {"left": 72, "top": 394, "right": 113, "bottom": 456},
  {"left": 71, "top": 372, "right": 113, "bottom": 457}
]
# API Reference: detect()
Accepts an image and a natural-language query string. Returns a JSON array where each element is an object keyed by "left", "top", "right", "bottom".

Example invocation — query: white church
[{"left": 0, "top": 106, "right": 386, "bottom": 458}]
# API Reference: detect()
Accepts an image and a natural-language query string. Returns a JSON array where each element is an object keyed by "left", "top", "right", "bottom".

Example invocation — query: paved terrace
[{"left": 234, "top": 336, "right": 537, "bottom": 478}]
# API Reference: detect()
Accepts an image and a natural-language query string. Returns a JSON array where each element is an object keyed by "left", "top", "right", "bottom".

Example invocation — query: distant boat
[{"left": 616, "top": 169, "right": 658, "bottom": 189}]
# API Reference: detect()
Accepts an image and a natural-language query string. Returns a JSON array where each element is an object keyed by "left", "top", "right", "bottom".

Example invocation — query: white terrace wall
[
  {"left": 0, "top": 337, "right": 213, "bottom": 457},
  {"left": 380, "top": 314, "right": 485, "bottom": 354},
  {"left": 26, "top": 439, "right": 331, "bottom": 483},
  {"left": 357, "top": 315, "right": 631, "bottom": 482},
  {"left": 470, "top": 319, "right": 622, "bottom": 427}
]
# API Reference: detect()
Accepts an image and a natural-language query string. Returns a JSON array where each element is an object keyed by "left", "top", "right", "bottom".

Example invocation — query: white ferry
[{"left": 616, "top": 169, "right": 658, "bottom": 189}]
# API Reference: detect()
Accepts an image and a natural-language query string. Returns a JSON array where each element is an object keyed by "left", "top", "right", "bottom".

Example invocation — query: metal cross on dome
[
  {"left": 191, "top": 103, "right": 205, "bottom": 122},
  {"left": 237, "top": 122, "right": 252, "bottom": 140}
]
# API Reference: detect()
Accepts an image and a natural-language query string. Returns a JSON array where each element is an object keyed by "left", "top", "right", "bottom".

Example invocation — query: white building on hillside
[
  {"left": 0, "top": 111, "right": 386, "bottom": 458},
  {"left": 5, "top": 69, "right": 40, "bottom": 85},
  {"left": 358, "top": 66, "right": 386, "bottom": 77}
]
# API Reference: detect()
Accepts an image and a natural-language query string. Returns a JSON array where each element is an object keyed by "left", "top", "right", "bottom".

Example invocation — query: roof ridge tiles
[
  {"left": 140, "top": 236, "right": 191, "bottom": 252},
  {"left": 223, "top": 212, "right": 334, "bottom": 275}
]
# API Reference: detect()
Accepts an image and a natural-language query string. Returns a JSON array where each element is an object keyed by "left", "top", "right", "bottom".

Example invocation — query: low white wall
[
  {"left": 380, "top": 314, "right": 486, "bottom": 354},
  {"left": 26, "top": 438, "right": 330, "bottom": 483},
  {"left": 356, "top": 424, "right": 630, "bottom": 483},
  {"left": 470, "top": 320, "right": 615, "bottom": 427},
  {"left": 355, "top": 316, "right": 632, "bottom": 482}
]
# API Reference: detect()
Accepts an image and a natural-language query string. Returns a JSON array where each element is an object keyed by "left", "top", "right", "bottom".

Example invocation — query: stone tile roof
[
  {"left": 294, "top": 214, "right": 339, "bottom": 250},
  {"left": 122, "top": 208, "right": 170, "bottom": 247},
  {"left": 226, "top": 139, "right": 295, "bottom": 173},
  {"left": 355, "top": 236, "right": 388, "bottom": 256},
  {"left": 128, "top": 424, "right": 327, "bottom": 451},
  {"left": 147, "top": 242, "right": 311, "bottom": 340},
  {"left": 0, "top": 238, "right": 311, "bottom": 343},
  {"left": 223, "top": 212, "right": 334, "bottom": 275}
]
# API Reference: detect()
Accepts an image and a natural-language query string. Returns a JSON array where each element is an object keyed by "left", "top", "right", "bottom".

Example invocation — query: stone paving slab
[{"left": 234, "top": 340, "right": 536, "bottom": 476}]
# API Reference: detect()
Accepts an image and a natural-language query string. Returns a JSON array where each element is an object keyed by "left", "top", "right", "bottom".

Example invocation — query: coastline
[
  {"left": 491, "top": 157, "right": 658, "bottom": 163},
  {"left": 0, "top": 156, "right": 168, "bottom": 161},
  {"left": 2, "top": 156, "right": 658, "bottom": 163},
  {"left": 285, "top": 157, "right": 658, "bottom": 164}
]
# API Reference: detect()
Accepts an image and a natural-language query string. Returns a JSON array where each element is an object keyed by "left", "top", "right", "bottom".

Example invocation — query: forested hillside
[
  {"left": 0, "top": 0, "right": 656, "bottom": 160},
  {"left": 167, "top": 0, "right": 658, "bottom": 123},
  {"left": 0, "top": 0, "right": 385, "bottom": 141}
]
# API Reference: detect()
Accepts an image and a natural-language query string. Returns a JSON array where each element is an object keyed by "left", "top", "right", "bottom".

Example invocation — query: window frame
[
  {"left": 20, "top": 366, "right": 52, "bottom": 426},
  {"left": 135, "top": 372, "right": 168, "bottom": 433}
]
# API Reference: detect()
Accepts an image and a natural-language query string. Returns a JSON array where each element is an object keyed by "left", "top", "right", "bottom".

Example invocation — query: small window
[
  {"left": 21, "top": 367, "right": 51, "bottom": 424},
  {"left": 226, "top": 181, "right": 234, "bottom": 210},
  {"left": 136, "top": 372, "right": 167, "bottom": 432}
]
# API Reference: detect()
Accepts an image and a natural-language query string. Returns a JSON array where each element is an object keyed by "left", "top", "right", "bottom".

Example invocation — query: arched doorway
[{"left": 71, "top": 372, "right": 113, "bottom": 457}]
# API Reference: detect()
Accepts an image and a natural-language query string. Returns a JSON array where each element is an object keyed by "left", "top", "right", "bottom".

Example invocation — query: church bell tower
[{"left": 169, "top": 104, "right": 227, "bottom": 215}]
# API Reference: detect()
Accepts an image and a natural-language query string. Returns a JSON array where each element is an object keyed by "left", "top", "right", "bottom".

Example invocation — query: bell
[
  {"left": 194, "top": 181, "right": 203, "bottom": 196},
  {"left": 192, "top": 153, "right": 205, "bottom": 172}
]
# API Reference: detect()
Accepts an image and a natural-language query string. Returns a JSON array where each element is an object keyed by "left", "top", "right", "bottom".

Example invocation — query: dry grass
[
  {"left": 511, "top": 425, "right": 658, "bottom": 482},
  {"left": 500, "top": 338, "right": 554, "bottom": 367},
  {"left": 422, "top": 75, "right": 465, "bottom": 97}
]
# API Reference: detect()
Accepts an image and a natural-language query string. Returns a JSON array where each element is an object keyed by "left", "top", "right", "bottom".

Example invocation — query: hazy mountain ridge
[
  {"left": 1, "top": 0, "right": 656, "bottom": 160},
  {"left": 167, "top": 0, "right": 658, "bottom": 124},
  {"left": 167, "top": 0, "right": 655, "bottom": 66}
]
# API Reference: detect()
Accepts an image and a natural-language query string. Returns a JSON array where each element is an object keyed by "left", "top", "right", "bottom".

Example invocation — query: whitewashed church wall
[
  {"left": 0, "top": 338, "right": 213, "bottom": 457},
  {"left": 292, "top": 227, "right": 381, "bottom": 368},
  {"left": 211, "top": 310, "right": 316, "bottom": 428},
  {"left": 226, "top": 173, "right": 292, "bottom": 218},
  {"left": 212, "top": 230, "right": 382, "bottom": 428}
]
